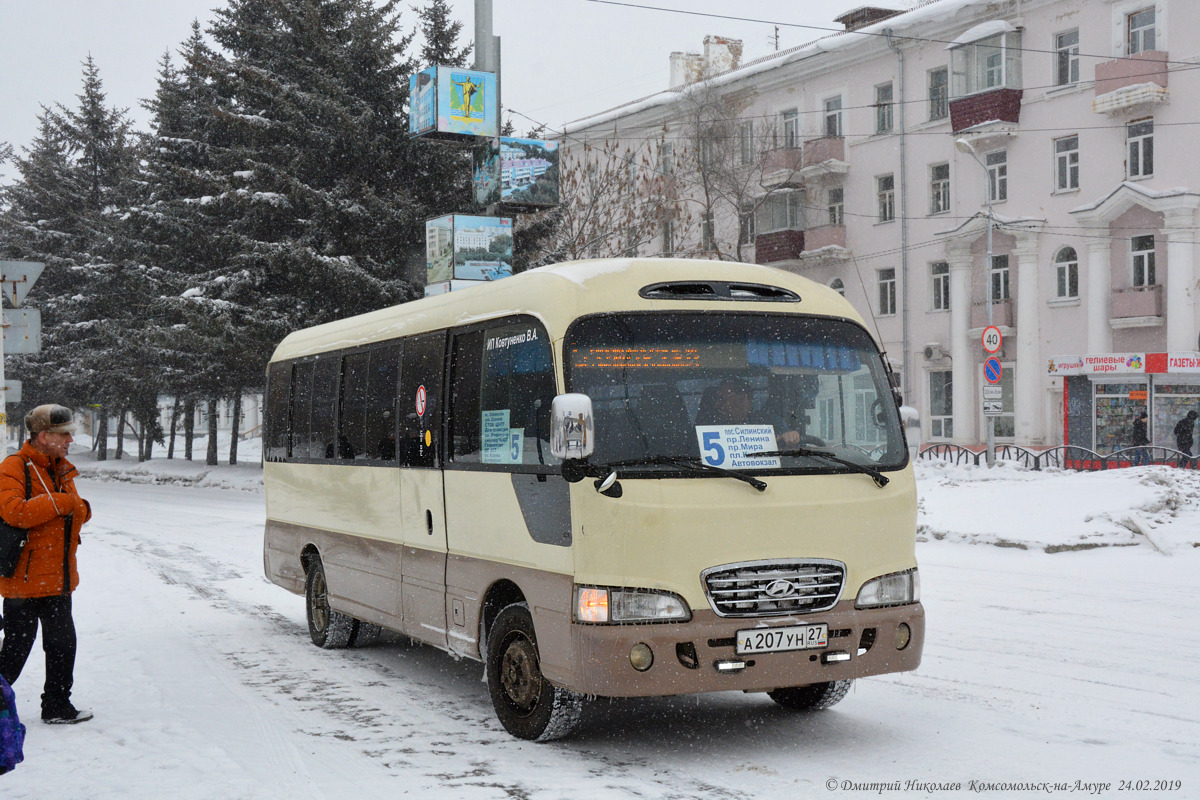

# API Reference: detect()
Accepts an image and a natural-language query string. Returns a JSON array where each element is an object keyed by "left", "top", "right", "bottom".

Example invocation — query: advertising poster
[
  {"left": 426, "top": 215, "right": 513, "bottom": 286},
  {"left": 408, "top": 65, "right": 498, "bottom": 139},
  {"left": 425, "top": 214, "right": 455, "bottom": 284},
  {"left": 473, "top": 139, "right": 502, "bottom": 206},
  {"left": 501, "top": 138, "right": 560, "bottom": 207}
]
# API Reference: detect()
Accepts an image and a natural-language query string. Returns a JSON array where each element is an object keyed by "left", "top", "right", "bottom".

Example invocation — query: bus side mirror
[{"left": 550, "top": 393, "right": 595, "bottom": 462}]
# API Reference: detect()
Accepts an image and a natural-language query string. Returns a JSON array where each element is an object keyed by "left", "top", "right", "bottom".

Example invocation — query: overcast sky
[{"left": 0, "top": 0, "right": 884, "bottom": 183}]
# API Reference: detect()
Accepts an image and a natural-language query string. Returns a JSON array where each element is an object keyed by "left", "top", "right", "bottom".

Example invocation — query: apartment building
[{"left": 561, "top": 0, "right": 1198, "bottom": 454}]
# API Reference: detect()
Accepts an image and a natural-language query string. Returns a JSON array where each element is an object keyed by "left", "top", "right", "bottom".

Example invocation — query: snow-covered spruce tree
[
  {"left": 124, "top": 28, "right": 240, "bottom": 459},
  {"left": 169, "top": 0, "right": 477, "bottom": 462},
  {"left": 0, "top": 57, "right": 143, "bottom": 455}
]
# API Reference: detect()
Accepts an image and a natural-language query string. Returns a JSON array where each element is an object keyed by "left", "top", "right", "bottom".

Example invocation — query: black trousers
[{"left": 0, "top": 595, "right": 76, "bottom": 711}]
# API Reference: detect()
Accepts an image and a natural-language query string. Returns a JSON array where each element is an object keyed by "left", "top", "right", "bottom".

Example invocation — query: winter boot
[{"left": 41, "top": 702, "right": 93, "bottom": 725}]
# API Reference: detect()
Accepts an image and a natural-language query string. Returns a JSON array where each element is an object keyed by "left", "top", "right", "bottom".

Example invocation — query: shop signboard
[
  {"left": 1167, "top": 353, "right": 1200, "bottom": 373},
  {"left": 425, "top": 214, "right": 513, "bottom": 286},
  {"left": 409, "top": 65, "right": 498, "bottom": 139}
]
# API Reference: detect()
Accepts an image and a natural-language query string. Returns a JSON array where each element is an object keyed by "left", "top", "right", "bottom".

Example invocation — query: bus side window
[
  {"left": 265, "top": 361, "right": 291, "bottom": 462},
  {"left": 311, "top": 355, "right": 340, "bottom": 459},
  {"left": 400, "top": 331, "right": 445, "bottom": 468},
  {"left": 449, "top": 330, "right": 486, "bottom": 463},
  {"left": 290, "top": 361, "right": 315, "bottom": 459},
  {"left": 338, "top": 352, "right": 371, "bottom": 459},
  {"left": 449, "top": 319, "right": 557, "bottom": 468},
  {"left": 365, "top": 343, "right": 401, "bottom": 463}
]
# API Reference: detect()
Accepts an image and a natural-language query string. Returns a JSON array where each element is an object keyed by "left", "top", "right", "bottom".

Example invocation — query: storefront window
[
  {"left": 1152, "top": 384, "right": 1200, "bottom": 452},
  {"left": 1093, "top": 382, "right": 1146, "bottom": 455}
]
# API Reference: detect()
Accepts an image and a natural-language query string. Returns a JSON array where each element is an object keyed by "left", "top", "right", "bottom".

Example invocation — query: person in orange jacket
[{"left": 0, "top": 404, "right": 92, "bottom": 724}]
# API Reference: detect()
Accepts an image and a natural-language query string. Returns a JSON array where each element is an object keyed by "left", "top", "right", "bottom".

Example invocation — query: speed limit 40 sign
[{"left": 982, "top": 325, "right": 1003, "bottom": 354}]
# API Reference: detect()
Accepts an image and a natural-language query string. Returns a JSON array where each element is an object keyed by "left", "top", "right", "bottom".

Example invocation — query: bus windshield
[{"left": 565, "top": 312, "right": 907, "bottom": 475}]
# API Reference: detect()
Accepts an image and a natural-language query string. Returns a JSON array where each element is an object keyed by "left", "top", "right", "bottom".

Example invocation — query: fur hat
[{"left": 25, "top": 404, "right": 77, "bottom": 435}]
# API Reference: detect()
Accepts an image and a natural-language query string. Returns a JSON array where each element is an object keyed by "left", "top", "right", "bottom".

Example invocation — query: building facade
[{"left": 561, "top": 0, "right": 1199, "bottom": 453}]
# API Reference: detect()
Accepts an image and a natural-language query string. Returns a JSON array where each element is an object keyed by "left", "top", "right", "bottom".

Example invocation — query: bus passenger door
[{"left": 398, "top": 331, "right": 449, "bottom": 648}]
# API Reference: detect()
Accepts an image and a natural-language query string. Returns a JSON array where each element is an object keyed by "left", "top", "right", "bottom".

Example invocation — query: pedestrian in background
[
  {"left": 0, "top": 405, "right": 93, "bottom": 724},
  {"left": 1131, "top": 411, "right": 1150, "bottom": 467},
  {"left": 1173, "top": 410, "right": 1198, "bottom": 468}
]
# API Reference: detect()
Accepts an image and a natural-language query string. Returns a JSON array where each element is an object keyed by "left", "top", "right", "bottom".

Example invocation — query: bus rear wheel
[
  {"left": 305, "top": 559, "right": 357, "bottom": 649},
  {"left": 486, "top": 603, "right": 583, "bottom": 741},
  {"left": 768, "top": 679, "right": 853, "bottom": 711}
]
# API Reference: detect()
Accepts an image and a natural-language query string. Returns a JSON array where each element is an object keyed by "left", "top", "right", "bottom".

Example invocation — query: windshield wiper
[
  {"left": 604, "top": 455, "right": 768, "bottom": 492},
  {"left": 746, "top": 447, "right": 890, "bottom": 488}
]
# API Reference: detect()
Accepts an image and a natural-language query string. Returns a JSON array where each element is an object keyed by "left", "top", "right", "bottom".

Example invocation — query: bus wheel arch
[
  {"left": 304, "top": 555, "right": 357, "bottom": 649},
  {"left": 479, "top": 579, "right": 526, "bottom": 658},
  {"left": 485, "top": 602, "right": 583, "bottom": 741}
]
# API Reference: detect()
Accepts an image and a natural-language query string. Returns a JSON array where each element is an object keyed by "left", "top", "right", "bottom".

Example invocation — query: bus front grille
[{"left": 701, "top": 559, "right": 846, "bottom": 618}]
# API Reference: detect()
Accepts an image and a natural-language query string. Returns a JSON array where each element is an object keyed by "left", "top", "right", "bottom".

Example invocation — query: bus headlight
[
  {"left": 574, "top": 586, "right": 691, "bottom": 623},
  {"left": 855, "top": 569, "right": 920, "bottom": 608}
]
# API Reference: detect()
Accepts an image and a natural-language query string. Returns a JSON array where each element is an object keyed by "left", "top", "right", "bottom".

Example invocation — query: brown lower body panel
[{"left": 566, "top": 601, "right": 924, "bottom": 697}]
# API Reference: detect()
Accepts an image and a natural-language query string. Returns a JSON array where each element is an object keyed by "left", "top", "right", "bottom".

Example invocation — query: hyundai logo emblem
[{"left": 764, "top": 579, "right": 796, "bottom": 599}]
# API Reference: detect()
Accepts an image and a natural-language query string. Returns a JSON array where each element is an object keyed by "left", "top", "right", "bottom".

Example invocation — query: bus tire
[
  {"left": 351, "top": 621, "right": 383, "bottom": 647},
  {"left": 305, "top": 559, "right": 357, "bottom": 649},
  {"left": 486, "top": 602, "right": 583, "bottom": 741},
  {"left": 768, "top": 679, "right": 853, "bottom": 711}
]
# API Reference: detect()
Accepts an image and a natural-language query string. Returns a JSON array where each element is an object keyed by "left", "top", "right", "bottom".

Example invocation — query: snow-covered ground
[{"left": 2, "top": 445, "right": 1197, "bottom": 798}]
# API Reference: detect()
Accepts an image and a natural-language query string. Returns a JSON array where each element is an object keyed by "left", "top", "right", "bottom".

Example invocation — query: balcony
[
  {"left": 971, "top": 298, "right": 1013, "bottom": 329},
  {"left": 761, "top": 147, "right": 804, "bottom": 188},
  {"left": 798, "top": 135, "right": 848, "bottom": 180},
  {"left": 1111, "top": 285, "right": 1163, "bottom": 327},
  {"left": 803, "top": 224, "right": 846, "bottom": 251},
  {"left": 1093, "top": 51, "right": 1169, "bottom": 114},
  {"left": 949, "top": 88, "right": 1023, "bottom": 134},
  {"left": 754, "top": 229, "right": 805, "bottom": 265}
]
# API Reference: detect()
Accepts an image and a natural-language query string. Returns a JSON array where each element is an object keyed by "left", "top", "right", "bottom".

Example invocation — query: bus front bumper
[{"left": 565, "top": 600, "right": 923, "bottom": 697}]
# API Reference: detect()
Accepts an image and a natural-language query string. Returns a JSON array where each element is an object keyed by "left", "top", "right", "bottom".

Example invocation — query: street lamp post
[{"left": 955, "top": 138, "right": 995, "bottom": 467}]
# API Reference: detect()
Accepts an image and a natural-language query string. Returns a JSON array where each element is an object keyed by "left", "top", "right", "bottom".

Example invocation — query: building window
[
  {"left": 828, "top": 186, "right": 844, "bottom": 226},
  {"left": 740, "top": 121, "right": 754, "bottom": 164},
  {"left": 1127, "top": 119, "right": 1153, "bottom": 178},
  {"left": 1055, "top": 247, "right": 1079, "bottom": 299},
  {"left": 875, "top": 82, "right": 894, "bottom": 134},
  {"left": 929, "top": 371, "right": 953, "bottom": 438},
  {"left": 659, "top": 142, "right": 674, "bottom": 176},
  {"left": 990, "top": 254, "right": 1010, "bottom": 301},
  {"left": 1055, "top": 29, "right": 1080, "bottom": 85},
  {"left": 877, "top": 174, "right": 895, "bottom": 222},
  {"left": 928, "top": 67, "right": 949, "bottom": 120},
  {"left": 1054, "top": 135, "right": 1079, "bottom": 191},
  {"left": 931, "top": 261, "right": 950, "bottom": 311},
  {"left": 878, "top": 268, "right": 897, "bottom": 315},
  {"left": 824, "top": 96, "right": 843, "bottom": 137},
  {"left": 757, "top": 190, "right": 805, "bottom": 233},
  {"left": 986, "top": 150, "right": 1007, "bottom": 202},
  {"left": 830, "top": 277, "right": 846, "bottom": 296},
  {"left": 950, "top": 31, "right": 1022, "bottom": 97},
  {"left": 1132, "top": 235, "right": 1156, "bottom": 287},
  {"left": 1128, "top": 7, "right": 1156, "bottom": 55},
  {"left": 781, "top": 109, "right": 799, "bottom": 148},
  {"left": 738, "top": 203, "right": 756, "bottom": 245},
  {"left": 929, "top": 163, "right": 950, "bottom": 214}
]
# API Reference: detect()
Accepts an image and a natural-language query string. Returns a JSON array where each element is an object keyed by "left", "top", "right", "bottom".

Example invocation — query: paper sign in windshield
[
  {"left": 482, "top": 409, "right": 524, "bottom": 464},
  {"left": 695, "top": 425, "right": 781, "bottom": 470}
]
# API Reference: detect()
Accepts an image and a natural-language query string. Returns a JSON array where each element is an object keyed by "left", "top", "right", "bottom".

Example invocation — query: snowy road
[{"left": 3, "top": 473, "right": 1197, "bottom": 799}]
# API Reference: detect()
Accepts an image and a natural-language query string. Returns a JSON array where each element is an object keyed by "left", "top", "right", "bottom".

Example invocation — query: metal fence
[{"left": 917, "top": 443, "right": 1200, "bottom": 471}]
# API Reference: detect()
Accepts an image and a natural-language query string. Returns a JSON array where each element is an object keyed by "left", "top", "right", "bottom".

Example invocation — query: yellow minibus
[{"left": 263, "top": 258, "right": 924, "bottom": 740}]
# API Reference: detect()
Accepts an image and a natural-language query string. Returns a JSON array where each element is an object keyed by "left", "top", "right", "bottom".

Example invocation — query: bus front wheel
[
  {"left": 486, "top": 603, "right": 583, "bottom": 741},
  {"left": 305, "top": 559, "right": 357, "bottom": 649},
  {"left": 768, "top": 679, "right": 853, "bottom": 711}
]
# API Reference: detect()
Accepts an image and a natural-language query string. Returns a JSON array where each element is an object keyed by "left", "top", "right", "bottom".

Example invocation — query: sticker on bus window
[
  {"left": 482, "top": 409, "right": 524, "bottom": 464},
  {"left": 695, "top": 425, "right": 781, "bottom": 470}
]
